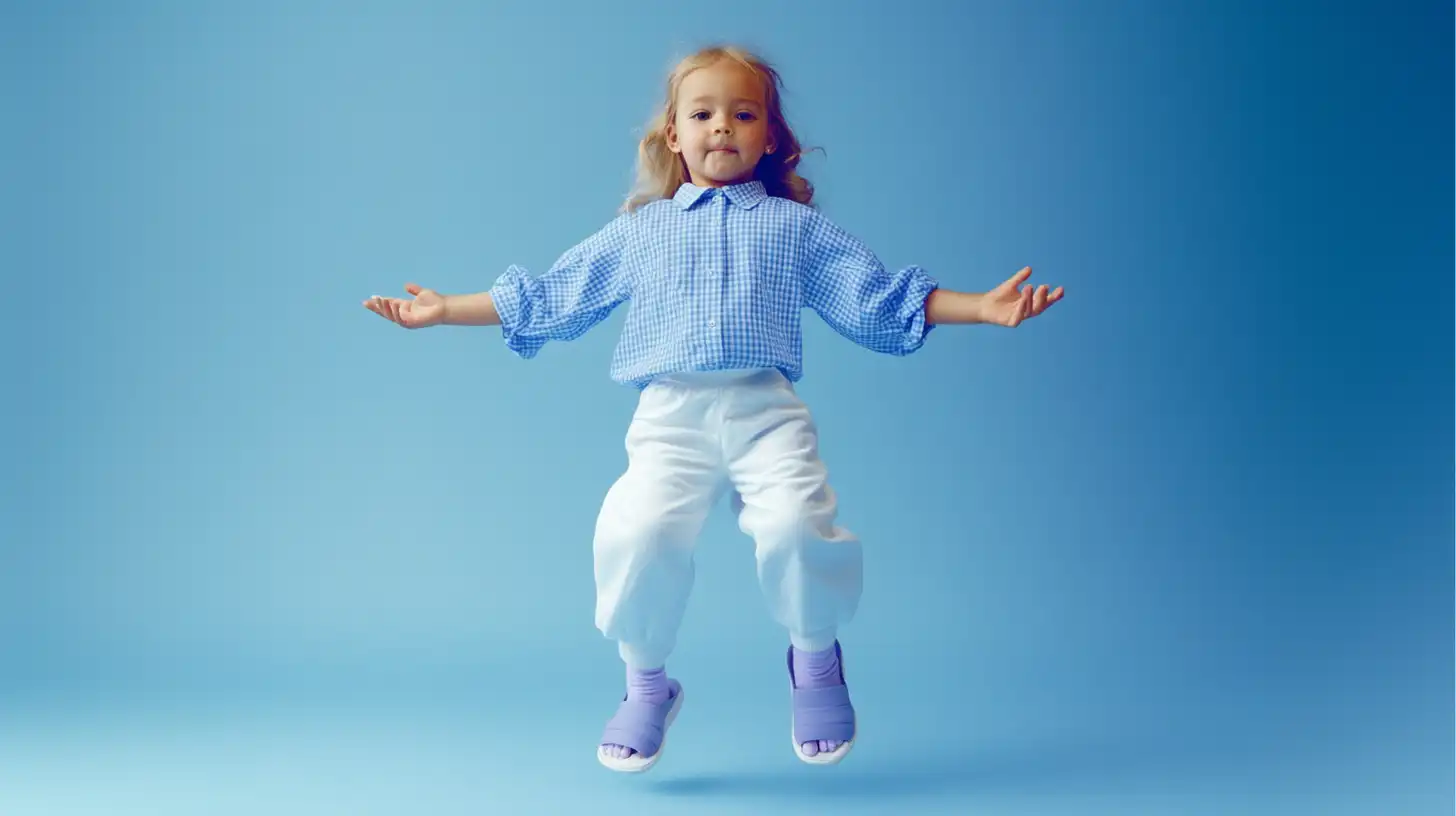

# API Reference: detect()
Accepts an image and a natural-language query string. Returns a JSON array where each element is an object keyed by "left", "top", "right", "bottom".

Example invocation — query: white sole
[
  {"left": 792, "top": 726, "right": 856, "bottom": 765},
  {"left": 596, "top": 687, "right": 684, "bottom": 774}
]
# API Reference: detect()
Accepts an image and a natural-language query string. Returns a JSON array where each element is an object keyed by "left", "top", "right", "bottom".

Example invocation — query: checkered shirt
[{"left": 488, "top": 180, "right": 940, "bottom": 389}]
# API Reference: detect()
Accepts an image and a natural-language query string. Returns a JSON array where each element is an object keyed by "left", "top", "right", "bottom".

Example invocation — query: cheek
[
  {"left": 677, "top": 123, "right": 705, "bottom": 149},
  {"left": 746, "top": 123, "right": 771, "bottom": 150}
]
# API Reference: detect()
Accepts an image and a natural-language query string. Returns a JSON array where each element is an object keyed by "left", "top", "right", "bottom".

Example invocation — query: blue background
[{"left": 5, "top": 0, "right": 1451, "bottom": 813}]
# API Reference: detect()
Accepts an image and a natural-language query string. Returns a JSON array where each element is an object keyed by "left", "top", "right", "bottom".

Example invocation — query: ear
[{"left": 665, "top": 122, "right": 681, "bottom": 154}]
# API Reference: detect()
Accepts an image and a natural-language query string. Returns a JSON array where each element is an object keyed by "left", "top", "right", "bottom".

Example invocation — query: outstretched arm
[
  {"left": 799, "top": 211, "right": 940, "bottom": 355},
  {"left": 925, "top": 266, "right": 1064, "bottom": 326},
  {"left": 487, "top": 213, "right": 634, "bottom": 358},
  {"left": 365, "top": 283, "right": 498, "bottom": 327},
  {"left": 442, "top": 290, "right": 501, "bottom": 325},
  {"left": 366, "top": 284, "right": 503, "bottom": 327},
  {"left": 364, "top": 214, "right": 634, "bottom": 353}
]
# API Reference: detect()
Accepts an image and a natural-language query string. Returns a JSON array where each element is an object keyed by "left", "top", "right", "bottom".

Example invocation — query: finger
[
  {"left": 372, "top": 296, "right": 392, "bottom": 323},
  {"left": 388, "top": 298, "right": 405, "bottom": 325},
  {"left": 992, "top": 266, "right": 1030, "bottom": 295},
  {"left": 1033, "top": 284, "right": 1049, "bottom": 315},
  {"left": 367, "top": 296, "right": 390, "bottom": 321},
  {"left": 1011, "top": 285, "right": 1031, "bottom": 326}
]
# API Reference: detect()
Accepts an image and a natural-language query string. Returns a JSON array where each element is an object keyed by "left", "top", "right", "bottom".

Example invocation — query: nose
[{"left": 714, "top": 114, "right": 732, "bottom": 133}]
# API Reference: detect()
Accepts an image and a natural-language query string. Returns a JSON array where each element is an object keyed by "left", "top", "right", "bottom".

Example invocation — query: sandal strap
[
  {"left": 791, "top": 683, "right": 856, "bottom": 742},
  {"left": 600, "top": 685, "right": 678, "bottom": 756}
]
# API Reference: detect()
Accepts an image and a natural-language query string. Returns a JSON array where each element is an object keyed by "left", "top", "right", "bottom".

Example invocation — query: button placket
[{"left": 711, "top": 192, "right": 729, "bottom": 355}]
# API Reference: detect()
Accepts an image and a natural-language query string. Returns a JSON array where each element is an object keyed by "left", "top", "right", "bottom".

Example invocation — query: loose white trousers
[{"left": 592, "top": 368, "right": 861, "bottom": 669}]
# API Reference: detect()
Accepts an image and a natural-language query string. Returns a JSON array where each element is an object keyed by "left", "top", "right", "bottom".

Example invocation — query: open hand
[
  {"left": 979, "top": 267, "right": 1063, "bottom": 327},
  {"left": 363, "top": 283, "right": 446, "bottom": 329}
]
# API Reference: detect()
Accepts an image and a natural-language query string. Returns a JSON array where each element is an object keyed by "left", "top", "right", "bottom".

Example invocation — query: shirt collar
[{"left": 672, "top": 179, "right": 768, "bottom": 210}]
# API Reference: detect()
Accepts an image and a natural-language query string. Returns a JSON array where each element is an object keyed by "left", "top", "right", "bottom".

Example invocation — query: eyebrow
[{"left": 688, "top": 96, "right": 763, "bottom": 107}]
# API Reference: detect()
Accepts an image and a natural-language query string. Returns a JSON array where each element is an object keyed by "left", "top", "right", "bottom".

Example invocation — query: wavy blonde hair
[{"left": 623, "top": 45, "right": 816, "bottom": 213}]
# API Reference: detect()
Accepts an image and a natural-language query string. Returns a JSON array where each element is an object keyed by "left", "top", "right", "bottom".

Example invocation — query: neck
[{"left": 688, "top": 171, "right": 756, "bottom": 189}]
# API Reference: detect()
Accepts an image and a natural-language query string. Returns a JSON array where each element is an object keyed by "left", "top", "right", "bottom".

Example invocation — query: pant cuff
[
  {"left": 617, "top": 640, "right": 671, "bottom": 670},
  {"left": 788, "top": 628, "right": 838, "bottom": 653}
]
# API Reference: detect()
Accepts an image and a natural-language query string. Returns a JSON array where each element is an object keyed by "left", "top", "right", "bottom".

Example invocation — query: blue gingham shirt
[{"left": 488, "top": 180, "right": 940, "bottom": 389}]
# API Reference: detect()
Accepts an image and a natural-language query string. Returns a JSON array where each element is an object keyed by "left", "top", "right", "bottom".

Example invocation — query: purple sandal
[
  {"left": 787, "top": 641, "right": 857, "bottom": 765},
  {"left": 597, "top": 679, "right": 684, "bottom": 773}
]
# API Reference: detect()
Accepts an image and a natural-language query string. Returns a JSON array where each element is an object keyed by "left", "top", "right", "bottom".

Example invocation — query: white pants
[{"left": 592, "top": 368, "right": 862, "bottom": 669}]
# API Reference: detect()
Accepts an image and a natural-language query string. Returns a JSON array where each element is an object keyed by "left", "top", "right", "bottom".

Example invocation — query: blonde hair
[{"left": 623, "top": 45, "right": 817, "bottom": 213}]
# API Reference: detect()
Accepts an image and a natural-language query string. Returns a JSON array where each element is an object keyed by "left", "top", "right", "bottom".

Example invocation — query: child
[{"left": 364, "top": 45, "right": 1062, "bottom": 772}]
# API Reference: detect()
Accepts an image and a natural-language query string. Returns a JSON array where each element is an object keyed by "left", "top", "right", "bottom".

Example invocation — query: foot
[
  {"left": 599, "top": 666, "right": 679, "bottom": 767},
  {"left": 789, "top": 642, "right": 855, "bottom": 760}
]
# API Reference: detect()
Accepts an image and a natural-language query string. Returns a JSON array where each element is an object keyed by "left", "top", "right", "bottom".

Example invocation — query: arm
[
  {"left": 800, "top": 210, "right": 939, "bottom": 355},
  {"left": 927, "top": 267, "right": 1064, "bottom": 327},
  {"left": 486, "top": 213, "right": 634, "bottom": 358},
  {"left": 432, "top": 267, "right": 999, "bottom": 328},
  {"left": 402, "top": 290, "right": 503, "bottom": 326},
  {"left": 364, "top": 283, "right": 498, "bottom": 328},
  {"left": 799, "top": 212, "right": 1062, "bottom": 336},
  {"left": 923, "top": 289, "right": 989, "bottom": 325}
]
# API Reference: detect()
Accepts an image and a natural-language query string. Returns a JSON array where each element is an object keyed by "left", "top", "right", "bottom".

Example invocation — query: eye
[
  {"left": 690, "top": 111, "right": 709, "bottom": 120},
  {"left": 736, "top": 111, "right": 757, "bottom": 121}
]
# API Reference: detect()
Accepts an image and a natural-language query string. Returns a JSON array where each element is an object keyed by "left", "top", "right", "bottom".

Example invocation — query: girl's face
[{"left": 667, "top": 60, "right": 774, "bottom": 188}]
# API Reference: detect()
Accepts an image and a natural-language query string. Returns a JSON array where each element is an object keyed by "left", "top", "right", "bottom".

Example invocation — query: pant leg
[
  {"left": 593, "top": 379, "right": 726, "bottom": 669},
  {"left": 722, "top": 371, "right": 862, "bottom": 652}
]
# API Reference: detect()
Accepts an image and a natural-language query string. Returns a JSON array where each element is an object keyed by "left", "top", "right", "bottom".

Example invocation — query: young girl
[{"left": 364, "top": 45, "right": 1062, "bottom": 772}]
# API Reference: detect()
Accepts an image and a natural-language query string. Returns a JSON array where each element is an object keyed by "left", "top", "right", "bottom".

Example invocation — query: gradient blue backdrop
[{"left": 5, "top": 1, "right": 1451, "bottom": 813}]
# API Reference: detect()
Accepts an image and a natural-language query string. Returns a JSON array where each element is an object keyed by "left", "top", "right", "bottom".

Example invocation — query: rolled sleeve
[
  {"left": 801, "top": 211, "right": 939, "bottom": 356},
  {"left": 488, "top": 214, "right": 633, "bottom": 359}
]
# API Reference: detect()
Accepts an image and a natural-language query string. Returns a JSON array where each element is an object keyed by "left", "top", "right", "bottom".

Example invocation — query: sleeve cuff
[
  {"left": 898, "top": 267, "right": 940, "bottom": 355},
  {"left": 488, "top": 266, "right": 540, "bottom": 359}
]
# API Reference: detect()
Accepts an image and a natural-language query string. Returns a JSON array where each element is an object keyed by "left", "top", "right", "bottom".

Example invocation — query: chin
[{"left": 697, "top": 164, "right": 752, "bottom": 186}]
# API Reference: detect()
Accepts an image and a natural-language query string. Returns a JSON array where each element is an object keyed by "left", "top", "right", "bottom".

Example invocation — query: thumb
[
  {"left": 1007, "top": 266, "right": 1032, "bottom": 288},
  {"left": 404, "top": 282, "right": 423, "bottom": 296}
]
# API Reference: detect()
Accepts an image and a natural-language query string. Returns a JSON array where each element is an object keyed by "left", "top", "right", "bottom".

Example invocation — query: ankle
[
  {"left": 791, "top": 644, "right": 842, "bottom": 689},
  {"left": 626, "top": 665, "right": 670, "bottom": 702}
]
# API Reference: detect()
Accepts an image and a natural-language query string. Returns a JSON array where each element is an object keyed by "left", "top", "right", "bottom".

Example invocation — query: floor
[{"left": 2, "top": 669, "right": 1446, "bottom": 816}]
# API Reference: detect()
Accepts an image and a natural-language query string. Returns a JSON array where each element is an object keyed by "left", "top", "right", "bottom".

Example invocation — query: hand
[
  {"left": 363, "top": 283, "right": 447, "bottom": 329},
  {"left": 978, "top": 267, "right": 1063, "bottom": 327}
]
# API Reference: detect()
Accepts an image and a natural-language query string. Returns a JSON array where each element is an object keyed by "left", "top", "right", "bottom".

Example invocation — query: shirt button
[{"left": 707, "top": 319, "right": 717, "bottom": 328}]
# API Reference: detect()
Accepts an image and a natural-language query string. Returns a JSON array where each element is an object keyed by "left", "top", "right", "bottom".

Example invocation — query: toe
[
  {"left": 601, "top": 744, "right": 635, "bottom": 760},
  {"left": 801, "top": 740, "right": 819, "bottom": 756}
]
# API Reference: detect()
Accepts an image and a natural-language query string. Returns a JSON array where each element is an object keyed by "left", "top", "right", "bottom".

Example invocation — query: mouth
[{"left": 708, "top": 146, "right": 737, "bottom": 154}]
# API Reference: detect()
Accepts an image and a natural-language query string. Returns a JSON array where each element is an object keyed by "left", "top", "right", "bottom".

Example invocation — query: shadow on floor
[{"left": 645, "top": 733, "right": 1222, "bottom": 800}]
